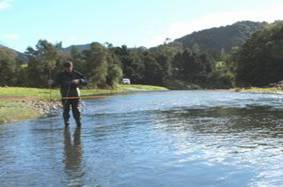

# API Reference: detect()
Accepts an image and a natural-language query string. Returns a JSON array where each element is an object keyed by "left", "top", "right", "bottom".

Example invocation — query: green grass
[
  {"left": 0, "top": 84, "right": 167, "bottom": 100},
  {"left": 0, "top": 84, "right": 168, "bottom": 124},
  {"left": 0, "top": 87, "right": 60, "bottom": 100},
  {"left": 235, "top": 87, "right": 283, "bottom": 94},
  {"left": 0, "top": 100, "right": 41, "bottom": 124},
  {"left": 81, "top": 84, "right": 168, "bottom": 96}
]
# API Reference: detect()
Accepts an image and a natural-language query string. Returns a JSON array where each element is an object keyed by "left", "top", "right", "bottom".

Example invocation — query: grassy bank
[
  {"left": 0, "top": 100, "right": 42, "bottom": 124},
  {"left": 0, "top": 84, "right": 167, "bottom": 100},
  {"left": 0, "top": 85, "right": 168, "bottom": 124},
  {"left": 235, "top": 87, "right": 283, "bottom": 94}
]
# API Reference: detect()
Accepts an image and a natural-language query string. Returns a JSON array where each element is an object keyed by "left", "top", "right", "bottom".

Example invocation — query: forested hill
[
  {"left": 0, "top": 44, "right": 17, "bottom": 53},
  {"left": 61, "top": 21, "right": 267, "bottom": 56},
  {"left": 63, "top": 43, "right": 91, "bottom": 53},
  {"left": 235, "top": 21, "right": 283, "bottom": 87},
  {"left": 1, "top": 20, "right": 282, "bottom": 89},
  {"left": 174, "top": 21, "right": 267, "bottom": 55},
  {"left": 1, "top": 21, "right": 268, "bottom": 62},
  {"left": 0, "top": 44, "right": 26, "bottom": 62}
]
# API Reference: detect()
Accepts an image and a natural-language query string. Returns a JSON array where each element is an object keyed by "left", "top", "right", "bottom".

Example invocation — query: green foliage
[
  {"left": 78, "top": 42, "right": 123, "bottom": 88},
  {"left": 107, "top": 63, "right": 123, "bottom": 87},
  {"left": 126, "top": 52, "right": 145, "bottom": 83},
  {"left": 143, "top": 53, "right": 163, "bottom": 85},
  {"left": 0, "top": 48, "right": 18, "bottom": 86},
  {"left": 25, "top": 40, "right": 60, "bottom": 87},
  {"left": 1, "top": 21, "right": 276, "bottom": 89},
  {"left": 82, "top": 43, "right": 109, "bottom": 87},
  {"left": 70, "top": 46, "right": 85, "bottom": 73},
  {"left": 235, "top": 21, "right": 283, "bottom": 87},
  {"left": 175, "top": 21, "right": 267, "bottom": 56},
  {"left": 171, "top": 49, "right": 212, "bottom": 85}
]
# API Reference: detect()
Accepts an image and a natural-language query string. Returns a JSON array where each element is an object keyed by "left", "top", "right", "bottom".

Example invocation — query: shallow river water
[{"left": 0, "top": 91, "right": 282, "bottom": 187}]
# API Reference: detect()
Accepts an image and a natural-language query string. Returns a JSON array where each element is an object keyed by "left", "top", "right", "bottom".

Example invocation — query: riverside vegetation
[
  {"left": 1, "top": 21, "right": 283, "bottom": 123},
  {"left": 1, "top": 21, "right": 283, "bottom": 90}
]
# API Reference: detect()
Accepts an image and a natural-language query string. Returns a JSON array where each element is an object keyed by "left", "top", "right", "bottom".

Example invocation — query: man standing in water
[{"left": 49, "top": 61, "right": 88, "bottom": 127}]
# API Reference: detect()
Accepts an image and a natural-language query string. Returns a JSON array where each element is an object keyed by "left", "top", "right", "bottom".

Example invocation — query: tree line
[
  {"left": 234, "top": 21, "right": 283, "bottom": 86},
  {"left": 0, "top": 40, "right": 219, "bottom": 89},
  {"left": 1, "top": 21, "right": 282, "bottom": 89}
]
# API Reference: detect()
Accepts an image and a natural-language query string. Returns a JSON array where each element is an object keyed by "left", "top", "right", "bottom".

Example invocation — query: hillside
[
  {"left": 1, "top": 20, "right": 281, "bottom": 89},
  {"left": 0, "top": 44, "right": 26, "bottom": 62},
  {"left": 62, "top": 43, "right": 91, "bottom": 53},
  {"left": 174, "top": 21, "right": 268, "bottom": 55},
  {"left": 61, "top": 21, "right": 268, "bottom": 56},
  {"left": 235, "top": 21, "right": 283, "bottom": 86}
]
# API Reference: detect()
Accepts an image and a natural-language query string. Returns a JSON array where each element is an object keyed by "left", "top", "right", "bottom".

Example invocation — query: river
[{"left": 0, "top": 91, "right": 282, "bottom": 187}]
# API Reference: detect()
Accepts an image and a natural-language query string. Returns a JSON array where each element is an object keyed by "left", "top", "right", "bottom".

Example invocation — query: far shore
[
  {"left": 233, "top": 87, "right": 283, "bottom": 94},
  {"left": 0, "top": 85, "right": 168, "bottom": 124}
]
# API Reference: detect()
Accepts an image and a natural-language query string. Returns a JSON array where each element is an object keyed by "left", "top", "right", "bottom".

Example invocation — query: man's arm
[{"left": 74, "top": 71, "right": 88, "bottom": 86}]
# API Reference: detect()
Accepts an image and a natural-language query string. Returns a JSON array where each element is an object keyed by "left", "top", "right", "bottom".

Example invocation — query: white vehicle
[{"left": 122, "top": 78, "right": 131, "bottom": 84}]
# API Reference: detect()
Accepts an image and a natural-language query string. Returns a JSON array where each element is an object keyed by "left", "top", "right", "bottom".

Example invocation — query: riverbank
[
  {"left": 234, "top": 87, "right": 283, "bottom": 94},
  {"left": 0, "top": 85, "right": 167, "bottom": 124}
]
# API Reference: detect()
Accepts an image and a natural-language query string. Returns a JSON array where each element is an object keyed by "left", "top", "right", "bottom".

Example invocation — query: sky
[{"left": 1, "top": 0, "right": 283, "bottom": 52}]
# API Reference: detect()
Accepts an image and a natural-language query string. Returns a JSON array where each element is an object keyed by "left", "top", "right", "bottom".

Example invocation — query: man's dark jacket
[{"left": 53, "top": 70, "right": 88, "bottom": 98}]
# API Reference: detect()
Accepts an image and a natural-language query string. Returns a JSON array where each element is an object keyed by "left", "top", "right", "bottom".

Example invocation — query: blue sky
[{"left": 1, "top": 0, "right": 283, "bottom": 52}]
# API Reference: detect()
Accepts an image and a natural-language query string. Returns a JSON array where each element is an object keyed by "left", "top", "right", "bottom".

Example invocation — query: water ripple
[{"left": 0, "top": 91, "right": 282, "bottom": 186}]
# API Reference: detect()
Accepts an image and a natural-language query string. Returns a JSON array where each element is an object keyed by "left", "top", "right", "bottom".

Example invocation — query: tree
[
  {"left": 106, "top": 51, "right": 123, "bottom": 87},
  {"left": 82, "top": 43, "right": 109, "bottom": 88},
  {"left": 70, "top": 46, "right": 85, "bottom": 73},
  {"left": 107, "top": 63, "right": 123, "bottom": 87},
  {"left": 82, "top": 42, "right": 124, "bottom": 88},
  {"left": 0, "top": 48, "right": 18, "bottom": 86},
  {"left": 143, "top": 52, "right": 163, "bottom": 85},
  {"left": 235, "top": 21, "right": 283, "bottom": 86},
  {"left": 25, "top": 40, "right": 59, "bottom": 87},
  {"left": 171, "top": 49, "right": 212, "bottom": 85}
]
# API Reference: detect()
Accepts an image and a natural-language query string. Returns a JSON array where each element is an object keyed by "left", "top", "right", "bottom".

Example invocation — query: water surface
[{"left": 0, "top": 91, "right": 282, "bottom": 187}]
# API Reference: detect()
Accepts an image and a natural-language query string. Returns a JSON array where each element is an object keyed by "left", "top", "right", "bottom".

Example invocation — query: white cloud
[
  {"left": 146, "top": 3, "right": 283, "bottom": 47},
  {"left": 2, "top": 33, "right": 20, "bottom": 41},
  {"left": 0, "top": 0, "right": 13, "bottom": 11}
]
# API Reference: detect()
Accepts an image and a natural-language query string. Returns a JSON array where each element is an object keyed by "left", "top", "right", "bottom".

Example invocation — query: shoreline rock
[{"left": 25, "top": 100, "right": 62, "bottom": 115}]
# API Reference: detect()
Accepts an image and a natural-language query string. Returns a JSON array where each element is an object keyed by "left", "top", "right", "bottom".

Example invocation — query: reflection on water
[
  {"left": 0, "top": 91, "right": 282, "bottom": 187},
  {"left": 63, "top": 127, "right": 83, "bottom": 186}
]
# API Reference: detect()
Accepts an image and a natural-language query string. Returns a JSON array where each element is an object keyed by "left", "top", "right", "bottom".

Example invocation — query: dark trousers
[{"left": 62, "top": 99, "right": 81, "bottom": 124}]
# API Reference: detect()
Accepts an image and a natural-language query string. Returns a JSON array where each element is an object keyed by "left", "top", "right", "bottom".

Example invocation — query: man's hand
[
  {"left": 48, "top": 79, "right": 54, "bottom": 86},
  {"left": 72, "top": 79, "right": 80, "bottom": 85}
]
